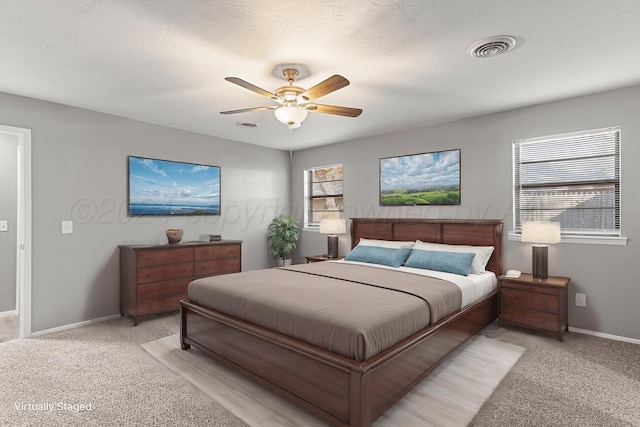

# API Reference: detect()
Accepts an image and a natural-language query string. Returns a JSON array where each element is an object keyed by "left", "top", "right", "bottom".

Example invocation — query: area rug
[{"left": 142, "top": 334, "right": 524, "bottom": 427}]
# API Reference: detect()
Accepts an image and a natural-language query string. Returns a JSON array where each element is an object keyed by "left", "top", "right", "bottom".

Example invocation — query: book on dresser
[{"left": 119, "top": 240, "right": 242, "bottom": 325}]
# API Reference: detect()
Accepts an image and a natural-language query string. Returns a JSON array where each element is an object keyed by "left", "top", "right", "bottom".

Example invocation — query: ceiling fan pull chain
[{"left": 289, "top": 128, "right": 293, "bottom": 162}]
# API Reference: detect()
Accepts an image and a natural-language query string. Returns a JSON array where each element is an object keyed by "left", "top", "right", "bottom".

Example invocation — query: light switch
[
  {"left": 61, "top": 220, "right": 74, "bottom": 234},
  {"left": 0, "top": 221, "right": 7, "bottom": 232}
]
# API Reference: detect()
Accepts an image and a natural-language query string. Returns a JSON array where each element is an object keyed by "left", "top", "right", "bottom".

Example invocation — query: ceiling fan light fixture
[
  {"left": 274, "top": 102, "right": 308, "bottom": 126},
  {"left": 221, "top": 67, "right": 361, "bottom": 129}
]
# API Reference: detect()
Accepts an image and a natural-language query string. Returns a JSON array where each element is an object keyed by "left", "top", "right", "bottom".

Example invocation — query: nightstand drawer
[
  {"left": 502, "top": 288, "right": 558, "bottom": 313},
  {"left": 501, "top": 306, "right": 560, "bottom": 332},
  {"left": 501, "top": 280, "right": 561, "bottom": 296}
]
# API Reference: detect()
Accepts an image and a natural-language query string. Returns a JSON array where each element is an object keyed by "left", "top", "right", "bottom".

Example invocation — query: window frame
[
  {"left": 511, "top": 126, "right": 626, "bottom": 246},
  {"left": 303, "top": 163, "right": 344, "bottom": 230}
]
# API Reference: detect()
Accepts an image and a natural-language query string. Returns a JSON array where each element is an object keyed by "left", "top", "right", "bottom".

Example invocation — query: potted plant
[{"left": 268, "top": 214, "right": 300, "bottom": 266}]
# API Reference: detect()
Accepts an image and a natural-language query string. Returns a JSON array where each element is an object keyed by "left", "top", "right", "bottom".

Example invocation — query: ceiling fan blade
[
  {"left": 220, "top": 106, "right": 278, "bottom": 115},
  {"left": 299, "top": 75, "right": 350, "bottom": 101},
  {"left": 224, "top": 77, "right": 280, "bottom": 100},
  {"left": 305, "top": 104, "right": 363, "bottom": 117}
]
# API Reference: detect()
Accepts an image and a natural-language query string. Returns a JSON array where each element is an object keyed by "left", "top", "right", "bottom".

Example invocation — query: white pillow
[
  {"left": 357, "top": 238, "right": 415, "bottom": 249},
  {"left": 413, "top": 240, "right": 494, "bottom": 274}
]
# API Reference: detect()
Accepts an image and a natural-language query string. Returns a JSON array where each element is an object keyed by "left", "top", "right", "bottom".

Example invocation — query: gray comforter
[{"left": 188, "top": 261, "right": 462, "bottom": 361}]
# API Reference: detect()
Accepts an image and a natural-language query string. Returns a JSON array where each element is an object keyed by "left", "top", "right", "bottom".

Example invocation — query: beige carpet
[
  {"left": 143, "top": 334, "right": 524, "bottom": 427},
  {"left": 0, "top": 314, "right": 19, "bottom": 344},
  {"left": 0, "top": 315, "right": 248, "bottom": 427}
]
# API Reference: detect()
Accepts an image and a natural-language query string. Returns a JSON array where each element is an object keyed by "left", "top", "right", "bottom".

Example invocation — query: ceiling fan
[{"left": 220, "top": 68, "right": 362, "bottom": 129}]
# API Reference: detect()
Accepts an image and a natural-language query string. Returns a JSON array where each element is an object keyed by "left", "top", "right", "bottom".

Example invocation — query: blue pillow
[
  {"left": 345, "top": 246, "right": 412, "bottom": 268},
  {"left": 404, "top": 250, "right": 475, "bottom": 276}
]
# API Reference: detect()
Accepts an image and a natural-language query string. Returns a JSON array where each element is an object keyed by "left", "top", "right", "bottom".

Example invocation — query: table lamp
[
  {"left": 521, "top": 221, "right": 561, "bottom": 279},
  {"left": 319, "top": 219, "right": 346, "bottom": 259}
]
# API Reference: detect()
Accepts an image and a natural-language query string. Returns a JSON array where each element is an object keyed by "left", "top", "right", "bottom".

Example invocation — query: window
[
  {"left": 304, "top": 164, "right": 343, "bottom": 228},
  {"left": 513, "top": 126, "right": 621, "bottom": 237}
]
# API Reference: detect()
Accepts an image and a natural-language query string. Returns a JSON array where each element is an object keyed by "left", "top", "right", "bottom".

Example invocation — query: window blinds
[{"left": 513, "top": 127, "right": 621, "bottom": 236}]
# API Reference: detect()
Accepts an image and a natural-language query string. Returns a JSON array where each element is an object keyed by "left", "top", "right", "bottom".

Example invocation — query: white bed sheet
[{"left": 334, "top": 259, "right": 497, "bottom": 308}]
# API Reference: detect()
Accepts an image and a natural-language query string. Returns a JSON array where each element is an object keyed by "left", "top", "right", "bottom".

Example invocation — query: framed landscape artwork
[
  {"left": 128, "top": 156, "right": 221, "bottom": 216},
  {"left": 380, "top": 149, "right": 461, "bottom": 206}
]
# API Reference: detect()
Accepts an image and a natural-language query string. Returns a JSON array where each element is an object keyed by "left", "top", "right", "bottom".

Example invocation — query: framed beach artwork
[
  {"left": 379, "top": 149, "right": 461, "bottom": 206},
  {"left": 127, "top": 156, "right": 221, "bottom": 216}
]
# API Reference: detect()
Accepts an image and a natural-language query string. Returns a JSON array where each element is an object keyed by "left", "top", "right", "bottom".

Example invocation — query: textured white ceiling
[{"left": 2, "top": 1, "right": 640, "bottom": 150}]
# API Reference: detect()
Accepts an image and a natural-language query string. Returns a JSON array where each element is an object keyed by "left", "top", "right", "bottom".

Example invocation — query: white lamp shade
[
  {"left": 521, "top": 221, "right": 561, "bottom": 244},
  {"left": 319, "top": 218, "right": 346, "bottom": 235},
  {"left": 274, "top": 102, "right": 308, "bottom": 125}
]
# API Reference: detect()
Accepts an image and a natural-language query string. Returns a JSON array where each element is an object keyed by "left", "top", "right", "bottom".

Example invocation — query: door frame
[{"left": 0, "top": 125, "right": 32, "bottom": 338}]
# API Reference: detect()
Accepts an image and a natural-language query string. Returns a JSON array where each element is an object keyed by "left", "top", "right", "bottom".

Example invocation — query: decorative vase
[{"left": 166, "top": 229, "right": 183, "bottom": 244}]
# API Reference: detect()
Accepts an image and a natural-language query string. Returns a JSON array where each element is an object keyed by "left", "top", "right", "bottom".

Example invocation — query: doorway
[{"left": 0, "top": 125, "right": 31, "bottom": 340}]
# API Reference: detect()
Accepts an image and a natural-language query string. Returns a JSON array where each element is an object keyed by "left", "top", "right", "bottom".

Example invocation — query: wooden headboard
[{"left": 350, "top": 218, "right": 503, "bottom": 275}]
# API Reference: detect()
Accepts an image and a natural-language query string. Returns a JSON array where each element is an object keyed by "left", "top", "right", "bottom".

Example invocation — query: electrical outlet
[
  {"left": 0, "top": 220, "right": 7, "bottom": 232},
  {"left": 575, "top": 293, "right": 587, "bottom": 307}
]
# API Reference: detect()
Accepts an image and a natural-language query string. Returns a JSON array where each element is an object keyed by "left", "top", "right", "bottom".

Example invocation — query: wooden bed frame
[{"left": 180, "top": 218, "right": 502, "bottom": 427}]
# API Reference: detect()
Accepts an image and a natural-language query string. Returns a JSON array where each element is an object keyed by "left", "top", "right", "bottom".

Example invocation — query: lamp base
[
  {"left": 327, "top": 235, "right": 339, "bottom": 259},
  {"left": 532, "top": 245, "right": 548, "bottom": 279}
]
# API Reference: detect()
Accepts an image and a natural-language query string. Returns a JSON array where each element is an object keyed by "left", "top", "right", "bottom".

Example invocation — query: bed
[{"left": 180, "top": 218, "right": 503, "bottom": 427}]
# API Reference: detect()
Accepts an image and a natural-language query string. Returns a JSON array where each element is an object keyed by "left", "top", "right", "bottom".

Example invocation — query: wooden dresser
[
  {"left": 498, "top": 273, "right": 570, "bottom": 341},
  {"left": 119, "top": 240, "right": 242, "bottom": 325}
]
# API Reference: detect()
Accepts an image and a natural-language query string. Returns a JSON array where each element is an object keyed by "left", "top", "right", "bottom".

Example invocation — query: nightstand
[
  {"left": 498, "top": 273, "right": 571, "bottom": 341},
  {"left": 305, "top": 254, "right": 344, "bottom": 263}
]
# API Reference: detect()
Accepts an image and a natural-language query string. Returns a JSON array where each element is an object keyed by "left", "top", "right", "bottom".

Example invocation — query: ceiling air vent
[{"left": 468, "top": 35, "right": 517, "bottom": 58}]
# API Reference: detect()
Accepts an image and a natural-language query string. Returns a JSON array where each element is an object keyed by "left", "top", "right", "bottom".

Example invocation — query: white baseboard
[
  {"left": 29, "top": 314, "right": 122, "bottom": 338},
  {"left": 0, "top": 310, "right": 18, "bottom": 318},
  {"left": 569, "top": 326, "right": 640, "bottom": 345},
  {"left": 21, "top": 314, "right": 640, "bottom": 345}
]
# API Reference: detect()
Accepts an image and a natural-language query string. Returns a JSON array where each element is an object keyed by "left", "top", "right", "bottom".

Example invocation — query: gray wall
[
  {"left": 291, "top": 84, "right": 640, "bottom": 341},
  {"left": 0, "top": 133, "right": 18, "bottom": 313},
  {"left": 2, "top": 83, "right": 638, "bottom": 339},
  {"left": 0, "top": 91, "right": 290, "bottom": 332}
]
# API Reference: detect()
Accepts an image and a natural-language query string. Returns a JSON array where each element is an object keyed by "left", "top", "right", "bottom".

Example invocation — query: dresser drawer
[
  {"left": 137, "top": 248, "right": 193, "bottom": 266},
  {"left": 137, "top": 278, "right": 191, "bottom": 300},
  {"left": 136, "top": 293, "right": 188, "bottom": 317},
  {"left": 136, "top": 263, "right": 194, "bottom": 284},
  {"left": 194, "top": 244, "right": 241, "bottom": 261},
  {"left": 194, "top": 258, "right": 241, "bottom": 277},
  {"left": 501, "top": 288, "right": 558, "bottom": 313},
  {"left": 501, "top": 306, "right": 559, "bottom": 332}
]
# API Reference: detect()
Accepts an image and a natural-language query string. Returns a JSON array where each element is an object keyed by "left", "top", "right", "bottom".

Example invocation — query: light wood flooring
[
  {"left": 143, "top": 334, "right": 525, "bottom": 427},
  {"left": 0, "top": 314, "right": 19, "bottom": 344}
]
